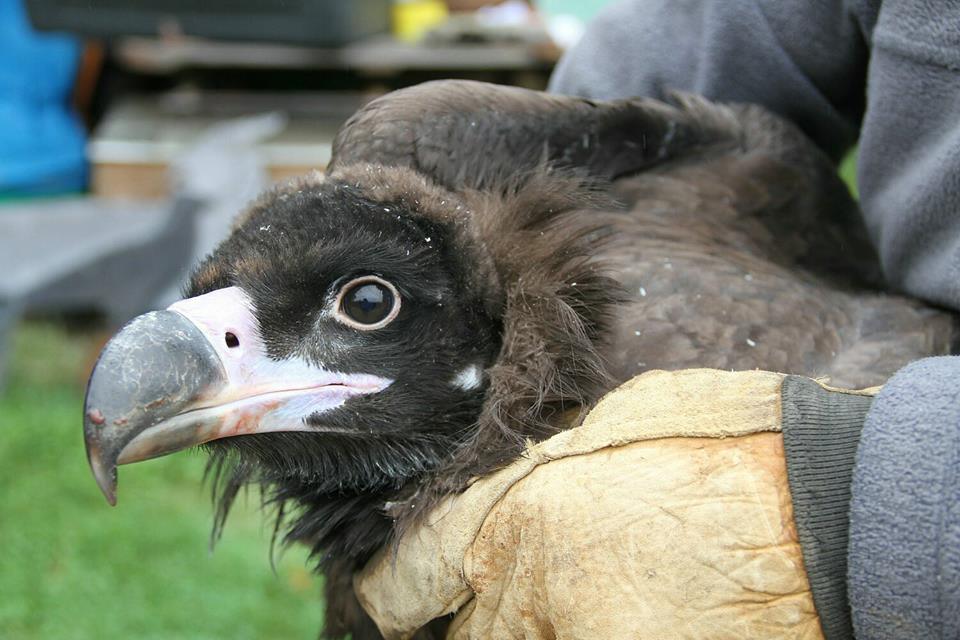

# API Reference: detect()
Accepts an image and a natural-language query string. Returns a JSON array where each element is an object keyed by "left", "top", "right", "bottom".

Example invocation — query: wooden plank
[
  {"left": 117, "top": 34, "right": 555, "bottom": 73},
  {"left": 92, "top": 162, "right": 325, "bottom": 198}
]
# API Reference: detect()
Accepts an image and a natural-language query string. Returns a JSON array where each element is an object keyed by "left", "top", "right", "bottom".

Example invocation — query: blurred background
[{"left": 0, "top": 0, "right": 609, "bottom": 637}]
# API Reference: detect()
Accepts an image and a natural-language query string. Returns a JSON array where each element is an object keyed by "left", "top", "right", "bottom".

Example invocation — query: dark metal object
[{"left": 25, "top": 0, "right": 389, "bottom": 47}]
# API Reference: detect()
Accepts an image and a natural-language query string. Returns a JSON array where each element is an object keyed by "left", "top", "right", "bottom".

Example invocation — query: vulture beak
[{"left": 83, "top": 286, "right": 391, "bottom": 506}]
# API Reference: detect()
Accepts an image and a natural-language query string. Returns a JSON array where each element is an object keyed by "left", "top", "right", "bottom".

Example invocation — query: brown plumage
[
  {"left": 83, "top": 80, "right": 956, "bottom": 640},
  {"left": 323, "top": 81, "right": 954, "bottom": 637}
]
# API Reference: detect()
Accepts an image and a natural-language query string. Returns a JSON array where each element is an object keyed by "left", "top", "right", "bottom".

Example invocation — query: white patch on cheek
[{"left": 452, "top": 364, "right": 483, "bottom": 390}]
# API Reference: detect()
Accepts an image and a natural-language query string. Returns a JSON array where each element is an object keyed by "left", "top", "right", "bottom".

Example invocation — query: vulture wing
[
  {"left": 329, "top": 80, "right": 956, "bottom": 388},
  {"left": 330, "top": 79, "right": 729, "bottom": 190}
]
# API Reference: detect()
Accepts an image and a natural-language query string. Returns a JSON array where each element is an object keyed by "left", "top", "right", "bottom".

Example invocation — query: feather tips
[{"left": 388, "top": 167, "right": 626, "bottom": 531}]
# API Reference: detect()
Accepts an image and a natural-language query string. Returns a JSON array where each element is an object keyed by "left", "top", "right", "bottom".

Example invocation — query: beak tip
[
  {"left": 85, "top": 436, "right": 118, "bottom": 506},
  {"left": 94, "top": 466, "right": 118, "bottom": 506}
]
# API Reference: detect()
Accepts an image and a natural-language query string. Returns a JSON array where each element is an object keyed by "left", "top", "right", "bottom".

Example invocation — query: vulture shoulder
[{"left": 329, "top": 80, "right": 955, "bottom": 391}]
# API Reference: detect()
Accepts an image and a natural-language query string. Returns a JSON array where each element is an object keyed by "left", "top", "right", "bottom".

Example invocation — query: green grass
[
  {"left": 0, "top": 322, "right": 323, "bottom": 639},
  {"left": 840, "top": 149, "right": 858, "bottom": 198}
]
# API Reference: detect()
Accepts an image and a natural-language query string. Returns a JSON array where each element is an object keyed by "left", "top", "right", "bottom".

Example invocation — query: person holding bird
[{"left": 551, "top": 2, "right": 960, "bottom": 638}]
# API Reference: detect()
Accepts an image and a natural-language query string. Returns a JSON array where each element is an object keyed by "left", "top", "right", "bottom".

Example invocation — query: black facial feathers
[{"left": 190, "top": 163, "right": 624, "bottom": 596}]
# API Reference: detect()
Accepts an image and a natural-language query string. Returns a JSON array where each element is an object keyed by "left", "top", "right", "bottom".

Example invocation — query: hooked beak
[{"left": 83, "top": 286, "right": 391, "bottom": 505}]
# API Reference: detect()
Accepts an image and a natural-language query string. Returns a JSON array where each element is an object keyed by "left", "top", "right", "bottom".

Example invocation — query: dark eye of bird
[{"left": 337, "top": 277, "right": 400, "bottom": 329}]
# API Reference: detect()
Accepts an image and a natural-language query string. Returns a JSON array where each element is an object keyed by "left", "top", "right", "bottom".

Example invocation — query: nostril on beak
[{"left": 225, "top": 332, "right": 240, "bottom": 348}]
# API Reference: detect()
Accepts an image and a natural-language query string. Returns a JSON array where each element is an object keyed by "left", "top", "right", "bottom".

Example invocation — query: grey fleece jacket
[
  {"left": 550, "top": 0, "right": 960, "bottom": 312},
  {"left": 550, "top": 2, "right": 960, "bottom": 639}
]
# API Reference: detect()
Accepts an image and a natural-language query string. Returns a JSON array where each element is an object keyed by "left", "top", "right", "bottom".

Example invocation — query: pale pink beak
[{"left": 83, "top": 287, "right": 392, "bottom": 505}]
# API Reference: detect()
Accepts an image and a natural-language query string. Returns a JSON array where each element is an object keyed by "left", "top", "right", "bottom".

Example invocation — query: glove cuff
[{"left": 781, "top": 375, "right": 873, "bottom": 640}]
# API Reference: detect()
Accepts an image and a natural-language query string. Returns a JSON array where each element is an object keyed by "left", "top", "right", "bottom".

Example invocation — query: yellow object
[
  {"left": 355, "top": 369, "right": 879, "bottom": 639},
  {"left": 392, "top": 0, "right": 449, "bottom": 43}
]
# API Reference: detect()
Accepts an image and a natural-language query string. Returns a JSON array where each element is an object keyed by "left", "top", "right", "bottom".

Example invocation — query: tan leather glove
[{"left": 355, "top": 369, "right": 874, "bottom": 640}]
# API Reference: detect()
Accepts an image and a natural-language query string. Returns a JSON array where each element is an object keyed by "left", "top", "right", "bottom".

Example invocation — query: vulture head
[
  {"left": 85, "top": 160, "right": 617, "bottom": 562},
  {"left": 83, "top": 81, "right": 955, "bottom": 638}
]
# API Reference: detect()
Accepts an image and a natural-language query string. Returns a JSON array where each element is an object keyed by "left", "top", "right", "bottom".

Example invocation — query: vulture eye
[{"left": 335, "top": 276, "right": 401, "bottom": 330}]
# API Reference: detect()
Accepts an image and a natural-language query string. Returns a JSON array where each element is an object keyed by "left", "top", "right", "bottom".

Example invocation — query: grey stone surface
[{"left": 0, "top": 196, "right": 199, "bottom": 387}]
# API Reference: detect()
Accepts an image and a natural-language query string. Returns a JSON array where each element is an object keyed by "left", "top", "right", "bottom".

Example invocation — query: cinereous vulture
[{"left": 83, "top": 80, "right": 956, "bottom": 639}]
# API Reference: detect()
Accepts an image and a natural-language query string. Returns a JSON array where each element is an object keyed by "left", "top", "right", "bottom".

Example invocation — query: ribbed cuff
[{"left": 781, "top": 376, "right": 873, "bottom": 640}]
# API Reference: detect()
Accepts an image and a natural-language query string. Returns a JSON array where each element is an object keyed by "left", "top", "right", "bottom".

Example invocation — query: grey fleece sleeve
[
  {"left": 548, "top": 0, "right": 868, "bottom": 161},
  {"left": 549, "top": 0, "right": 960, "bottom": 312},
  {"left": 857, "top": 2, "right": 960, "bottom": 311},
  {"left": 848, "top": 357, "right": 960, "bottom": 639}
]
